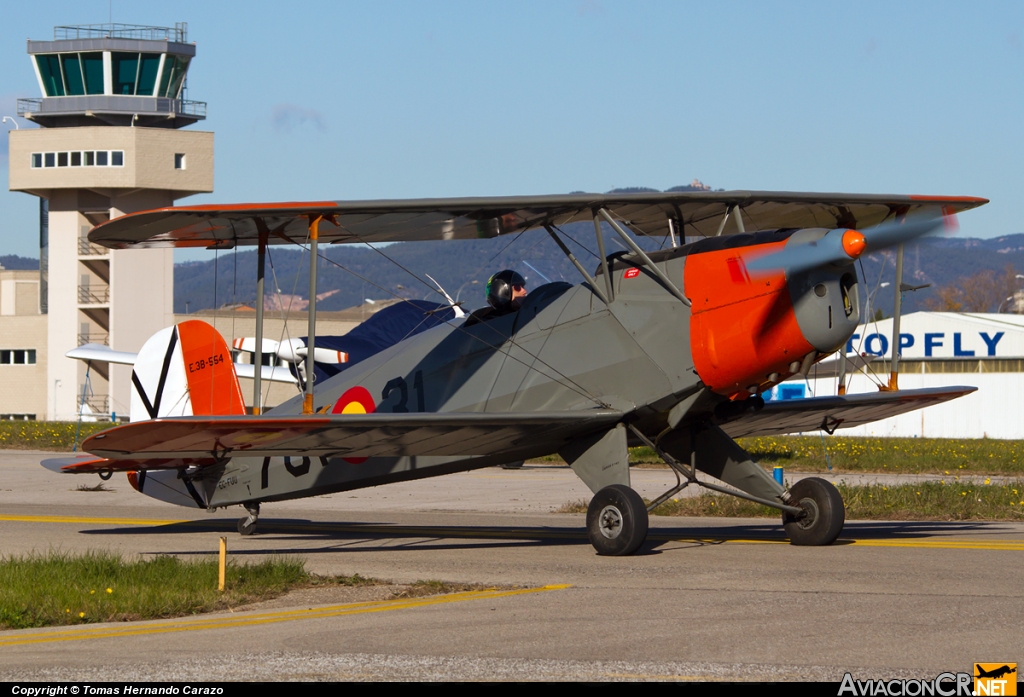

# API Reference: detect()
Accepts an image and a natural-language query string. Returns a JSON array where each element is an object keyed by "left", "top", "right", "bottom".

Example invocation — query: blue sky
[{"left": 2, "top": 0, "right": 1021, "bottom": 261}]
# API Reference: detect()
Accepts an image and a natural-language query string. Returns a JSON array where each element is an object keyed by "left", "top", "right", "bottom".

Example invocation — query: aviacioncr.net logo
[{"left": 838, "top": 672, "right": 973, "bottom": 696}]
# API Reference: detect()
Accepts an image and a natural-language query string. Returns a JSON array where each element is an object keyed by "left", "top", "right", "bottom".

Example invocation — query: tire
[
  {"left": 586, "top": 484, "right": 649, "bottom": 556},
  {"left": 237, "top": 517, "right": 257, "bottom": 536},
  {"left": 782, "top": 477, "right": 845, "bottom": 546},
  {"left": 500, "top": 461, "right": 524, "bottom": 469}
]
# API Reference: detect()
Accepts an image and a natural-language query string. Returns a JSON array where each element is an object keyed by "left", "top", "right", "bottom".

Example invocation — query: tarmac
[{"left": 0, "top": 450, "right": 1021, "bottom": 682}]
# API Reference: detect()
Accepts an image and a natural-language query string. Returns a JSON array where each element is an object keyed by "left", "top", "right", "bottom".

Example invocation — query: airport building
[
  {"left": 8, "top": 22, "right": 213, "bottom": 420},
  {"left": 769, "top": 312, "right": 1024, "bottom": 439}
]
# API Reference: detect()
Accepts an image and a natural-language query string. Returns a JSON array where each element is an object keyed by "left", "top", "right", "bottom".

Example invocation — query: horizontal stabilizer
[
  {"left": 233, "top": 363, "right": 299, "bottom": 384},
  {"left": 719, "top": 387, "right": 976, "bottom": 439},
  {"left": 41, "top": 455, "right": 217, "bottom": 473},
  {"left": 66, "top": 344, "right": 138, "bottom": 365},
  {"left": 82, "top": 410, "right": 623, "bottom": 461}
]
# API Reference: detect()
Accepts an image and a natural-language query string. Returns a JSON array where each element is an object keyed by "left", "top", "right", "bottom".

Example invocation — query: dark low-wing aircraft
[{"left": 44, "top": 191, "right": 986, "bottom": 555}]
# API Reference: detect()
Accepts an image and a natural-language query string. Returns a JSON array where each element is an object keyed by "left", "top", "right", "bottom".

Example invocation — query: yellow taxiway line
[
  {"left": 0, "top": 585, "right": 570, "bottom": 648},
  {"left": 2, "top": 514, "right": 1023, "bottom": 551}
]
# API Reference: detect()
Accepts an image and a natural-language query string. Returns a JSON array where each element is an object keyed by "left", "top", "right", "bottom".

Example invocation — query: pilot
[
  {"left": 486, "top": 269, "right": 528, "bottom": 314},
  {"left": 464, "top": 270, "right": 528, "bottom": 326}
]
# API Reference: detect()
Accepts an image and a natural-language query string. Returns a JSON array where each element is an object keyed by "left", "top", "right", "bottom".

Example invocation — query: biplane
[{"left": 43, "top": 191, "right": 986, "bottom": 555}]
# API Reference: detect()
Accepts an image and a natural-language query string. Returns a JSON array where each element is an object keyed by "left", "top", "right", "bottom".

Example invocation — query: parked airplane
[{"left": 44, "top": 191, "right": 985, "bottom": 555}]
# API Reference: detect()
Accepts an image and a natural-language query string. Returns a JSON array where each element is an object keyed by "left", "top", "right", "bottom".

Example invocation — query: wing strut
[
  {"left": 597, "top": 209, "right": 691, "bottom": 307},
  {"left": 543, "top": 225, "right": 609, "bottom": 304},
  {"left": 252, "top": 224, "right": 269, "bottom": 414}
]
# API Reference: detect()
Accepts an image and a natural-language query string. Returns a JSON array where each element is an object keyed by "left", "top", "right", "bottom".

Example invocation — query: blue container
[{"left": 773, "top": 466, "right": 784, "bottom": 486}]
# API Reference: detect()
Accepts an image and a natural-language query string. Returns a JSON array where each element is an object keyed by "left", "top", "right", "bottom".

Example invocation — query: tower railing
[{"left": 54, "top": 22, "right": 188, "bottom": 42}]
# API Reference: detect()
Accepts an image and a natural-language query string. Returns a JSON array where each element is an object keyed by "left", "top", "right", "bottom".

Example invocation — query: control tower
[{"left": 8, "top": 22, "right": 213, "bottom": 420}]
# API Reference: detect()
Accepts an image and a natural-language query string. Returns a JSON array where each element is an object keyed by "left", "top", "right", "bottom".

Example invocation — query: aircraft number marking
[
  {"left": 382, "top": 371, "right": 426, "bottom": 413},
  {"left": 261, "top": 456, "right": 331, "bottom": 489},
  {"left": 188, "top": 352, "right": 227, "bottom": 373}
]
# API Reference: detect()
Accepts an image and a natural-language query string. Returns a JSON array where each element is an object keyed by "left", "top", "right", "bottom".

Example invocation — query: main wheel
[
  {"left": 586, "top": 484, "right": 649, "bottom": 556},
  {"left": 782, "top": 477, "right": 845, "bottom": 546},
  {"left": 500, "top": 461, "right": 524, "bottom": 469},
  {"left": 237, "top": 516, "right": 257, "bottom": 536}
]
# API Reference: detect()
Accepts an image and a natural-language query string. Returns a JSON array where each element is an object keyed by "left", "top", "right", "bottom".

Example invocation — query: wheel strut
[{"left": 238, "top": 502, "right": 260, "bottom": 536}]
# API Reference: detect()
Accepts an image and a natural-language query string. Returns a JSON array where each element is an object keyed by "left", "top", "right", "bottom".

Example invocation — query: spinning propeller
[{"left": 744, "top": 210, "right": 957, "bottom": 277}]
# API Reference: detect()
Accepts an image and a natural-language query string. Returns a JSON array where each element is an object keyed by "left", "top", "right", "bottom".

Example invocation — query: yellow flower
[
  {"left": 89, "top": 590, "right": 95, "bottom": 595},
  {"left": 106, "top": 588, "right": 112, "bottom": 594},
  {"left": 78, "top": 612, "right": 85, "bottom": 618},
  {"left": 985, "top": 478, "right": 991, "bottom": 485}
]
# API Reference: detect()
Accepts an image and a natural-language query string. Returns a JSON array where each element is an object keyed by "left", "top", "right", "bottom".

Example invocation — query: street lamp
[{"left": 2, "top": 116, "right": 19, "bottom": 130}]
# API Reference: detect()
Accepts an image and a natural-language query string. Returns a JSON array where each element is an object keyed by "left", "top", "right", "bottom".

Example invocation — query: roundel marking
[{"left": 332, "top": 386, "right": 376, "bottom": 463}]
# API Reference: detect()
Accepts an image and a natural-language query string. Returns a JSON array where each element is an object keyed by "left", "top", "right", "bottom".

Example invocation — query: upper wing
[
  {"left": 82, "top": 410, "right": 623, "bottom": 462},
  {"left": 718, "top": 387, "right": 976, "bottom": 439},
  {"left": 87, "top": 191, "right": 987, "bottom": 249}
]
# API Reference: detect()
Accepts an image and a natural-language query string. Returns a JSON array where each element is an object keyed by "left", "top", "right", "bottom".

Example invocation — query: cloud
[{"left": 271, "top": 103, "right": 327, "bottom": 133}]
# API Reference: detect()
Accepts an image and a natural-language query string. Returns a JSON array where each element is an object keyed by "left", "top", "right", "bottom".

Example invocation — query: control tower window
[
  {"left": 137, "top": 54, "right": 162, "bottom": 96},
  {"left": 112, "top": 52, "right": 139, "bottom": 95},
  {"left": 111, "top": 151, "right": 124, "bottom": 167},
  {"left": 175, "top": 153, "right": 186, "bottom": 170},
  {"left": 81, "top": 53, "right": 104, "bottom": 94},
  {"left": 160, "top": 56, "right": 190, "bottom": 98},
  {"left": 61, "top": 54, "right": 85, "bottom": 95},
  {"left": 35, "top": 55, "right": 65, "bottom": 97}
]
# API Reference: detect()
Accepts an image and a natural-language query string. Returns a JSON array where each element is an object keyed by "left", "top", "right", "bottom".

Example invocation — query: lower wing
[
  {"left": 80, "top": 410, "right": 623, "bottom": 463},
  {"left": 718, "top": 386, "right": 975, "bottom": 439}
]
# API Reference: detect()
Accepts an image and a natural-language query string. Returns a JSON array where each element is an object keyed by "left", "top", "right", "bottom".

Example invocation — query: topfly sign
[{"left": 845, "top": 312, "right": 1024, "bottom": 359}]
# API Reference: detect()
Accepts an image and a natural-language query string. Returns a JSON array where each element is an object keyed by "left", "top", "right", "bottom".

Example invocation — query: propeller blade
[{"left": 745, "top": 212, "right": 953, "bottom": 278}]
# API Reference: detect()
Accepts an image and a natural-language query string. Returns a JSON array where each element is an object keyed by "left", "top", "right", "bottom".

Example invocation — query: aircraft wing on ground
[
  {"left": 718, "top": 387, "right": 976, "bottom": 439},
  {"left": 87, "top": 191, "right": 988, "bottom": 249},
  {"left": 82, "top": 410, "right": 624, "bottom": 462}
]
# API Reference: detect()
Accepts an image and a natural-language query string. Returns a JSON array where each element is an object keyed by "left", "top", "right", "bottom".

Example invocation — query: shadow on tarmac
[{"left": 76, "top": 516, "right": 1014, "bottom": 556}]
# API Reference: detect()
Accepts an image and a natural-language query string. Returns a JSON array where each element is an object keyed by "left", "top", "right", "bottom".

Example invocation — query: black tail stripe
[
  {"left": 131, "top": 371, "right": 157, "bottom": 419},
  {"left": 150, "top": 328, "right": 179, "bottom": 416}
]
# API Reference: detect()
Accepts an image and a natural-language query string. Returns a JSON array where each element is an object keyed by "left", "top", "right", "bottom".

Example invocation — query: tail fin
[{"left": 130, "top": 320, "right": 246, "bottom": 422}]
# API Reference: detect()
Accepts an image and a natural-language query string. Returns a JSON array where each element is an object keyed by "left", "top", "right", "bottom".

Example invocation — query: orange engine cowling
[{"left": 684, "top": 241, "right": 815, "bottom": 399}]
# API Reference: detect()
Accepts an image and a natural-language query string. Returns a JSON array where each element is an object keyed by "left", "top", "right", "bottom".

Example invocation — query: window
[
  {"left": 84, "top": 151, "right": 94, "bottom": 166},
  {"left": 35, "top": 54, "right": 65, "bottom": 97},
  {"left": 61, "top": 53, "right": 85, "bottom": 95},
  {"left": 96, "top": 151, "right": 108, "bottom": 166},
  {"left": 44, "top": 153, "right": 55, "bottom": 167},
  {"left": 71, "top": 151, "right": 82, "bottom": 167},
  {"left": 111, "top": 52, "right": 139, "bottom": 95},
  {"left": 81, "top": 53, "right": 104, "bottom": 94},
  {"left": 111, "top": 151, "right": 124, "bottom": 167},
  {"left": 57, "top": 152, "right": 68, "bottom": 167},
  {"left": 31, "top": 153, "right": 42, "bottom": 168},
  {"left": 0, "top": 350, "right": 36, "bottom": 365},
  {"left": 137, "top": 54, "right": 162, "bottom": 96},
  {"left": 175, "top": 153, "right": 186, "bottom": 170}
]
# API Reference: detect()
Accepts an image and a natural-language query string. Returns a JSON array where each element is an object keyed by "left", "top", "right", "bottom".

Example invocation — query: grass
[
  {"left": 0, "top": 421, "right": 117, "bottom": 452},
  {"left": 559, "top": 480, "right": 1024, "bottom": 521},
  {"left": 0, "top": 551, "right": 508, "bottom": 630},
  {"left": 0, "top": 551, "right": 309, "bottom": 629},
  {"left": 534, "top": 437, "right": 1024, "bottom": 476}
]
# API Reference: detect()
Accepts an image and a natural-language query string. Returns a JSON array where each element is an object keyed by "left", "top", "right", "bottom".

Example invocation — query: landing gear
[
  {"left": 500, "top": 460, "right": 524, "bottom": 469},
  {"left": 238, "top": 502, "right": 260, "bottom": 536},
  {"left": 782, "top": 478, "right": 845, "bottom": 546},
  {"left": 586, "top": 484, "right": 648, "bottom": 556}
]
